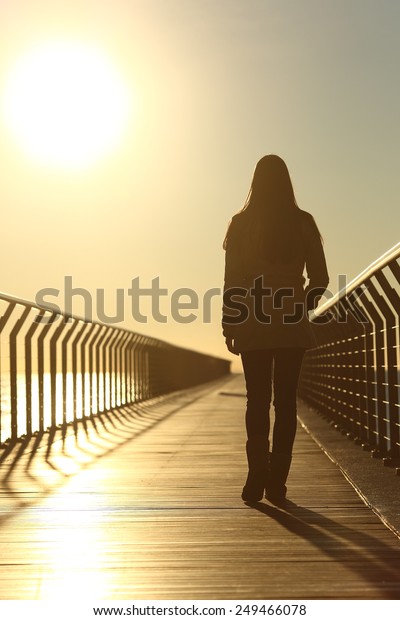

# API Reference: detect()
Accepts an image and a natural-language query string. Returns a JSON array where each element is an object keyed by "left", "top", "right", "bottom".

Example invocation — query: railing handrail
[
  {"left": 0, "top": 289, "right": 226, "bottom": 360},
  {"left": 312, "top": 240, "right": 400, "bottom": 318},
  {"left": 0, "top": 289, "right": 106, "bottom": 326}
]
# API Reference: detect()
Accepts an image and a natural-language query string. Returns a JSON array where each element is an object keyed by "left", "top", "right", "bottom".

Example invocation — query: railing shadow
[
  {"left": 250, "top": 499, "right": 400, "bottom": 599},
  {"left": 0, "top": 379, "right": 224, "bottom": 527}
]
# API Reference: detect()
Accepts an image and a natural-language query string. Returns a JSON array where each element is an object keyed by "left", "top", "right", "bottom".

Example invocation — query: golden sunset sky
[{"left": 1, "top": 0, "right": 399, "bottom": 366}]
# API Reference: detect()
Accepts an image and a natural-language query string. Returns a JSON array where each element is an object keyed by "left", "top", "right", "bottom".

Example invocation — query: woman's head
[
  {"left": 224, "top": 154, "right": 306, "bottom": 262},
  {"left": 244, "top": 154, "right": 298, "bottom": 212}
]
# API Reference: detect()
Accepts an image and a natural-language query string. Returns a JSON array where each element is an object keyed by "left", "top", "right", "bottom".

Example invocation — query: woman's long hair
[{"left": 224, "top": 155, "right": 317, "bottom": 263}]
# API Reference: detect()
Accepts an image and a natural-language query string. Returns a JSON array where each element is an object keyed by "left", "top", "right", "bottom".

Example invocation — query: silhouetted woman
[{"left": 222, "top": 154, "right": 329, "bottom": 504}]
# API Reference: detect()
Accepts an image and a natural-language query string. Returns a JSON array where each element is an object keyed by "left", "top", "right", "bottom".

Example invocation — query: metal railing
[
  {"left": 298, "top": 242, "right": 400, "bottom": 467},
  {"left": 0, "top": 291, "right": 230, "bottom": 445}
]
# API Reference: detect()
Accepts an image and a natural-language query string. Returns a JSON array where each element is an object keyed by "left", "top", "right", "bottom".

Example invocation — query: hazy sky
[{"left": 1, "top": 0, "right": 399, "bottom": 367}]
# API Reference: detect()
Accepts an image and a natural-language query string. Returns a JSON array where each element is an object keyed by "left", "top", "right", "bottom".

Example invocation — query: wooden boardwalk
[{"left": 1, "top": 374, "right": 400, "bottom": 600}]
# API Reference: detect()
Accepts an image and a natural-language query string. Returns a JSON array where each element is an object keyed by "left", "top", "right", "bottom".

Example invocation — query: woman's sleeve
[
  {"left": 303, "top": 215, "right": 329, "bottom": 313},
  {"left": 222, "top": 219, "right": 245, "bottom": 337}
]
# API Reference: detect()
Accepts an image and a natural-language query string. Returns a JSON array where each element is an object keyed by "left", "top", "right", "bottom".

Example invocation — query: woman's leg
[
  {"left": 272, "top": 348, "right": 305, "bottom": 454},
  {"left": 241, "top": 349, "right": 274, "bottom": 437},
  {"left": 240, "top": 350, "right": 274, "bottom": 502},
  {"left": 266, "top": 347, "right": 305, "bottom": 504}
]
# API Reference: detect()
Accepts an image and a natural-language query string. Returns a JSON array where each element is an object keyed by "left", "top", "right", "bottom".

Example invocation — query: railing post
[
  {"left": 10, "top": 307, "right": 31, "bottom": 441},
  {"left": 25, "top": 309, "right": 45, "bottom": 436},
  {"left": 49, "top": 315, "right": 67, "bottom": 429},
  {"left": 60, "top": 319, "right": 80, "bottom": 426},
  {"left": 71, "top": 322, "right": 90, "bottom": 424},
  {"left": 366, "top": 278, "right": 399, "bottom": 462},
  {"left": 37, "top": 313, "right": 58, "bottom": 433}
]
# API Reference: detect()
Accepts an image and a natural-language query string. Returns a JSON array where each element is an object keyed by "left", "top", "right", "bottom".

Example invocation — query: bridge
[{"left": 0, "top": 243, "right": 399, "bottom": 601}]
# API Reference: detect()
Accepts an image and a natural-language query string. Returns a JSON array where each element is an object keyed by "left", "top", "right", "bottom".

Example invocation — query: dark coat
[{"left": 222, "top": 209, "right": 329, "bottom": 351}]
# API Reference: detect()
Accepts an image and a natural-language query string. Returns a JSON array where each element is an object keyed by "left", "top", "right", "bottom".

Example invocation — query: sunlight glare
[{"left": 2, "top": 40, "right": 132, "bottom": 170}]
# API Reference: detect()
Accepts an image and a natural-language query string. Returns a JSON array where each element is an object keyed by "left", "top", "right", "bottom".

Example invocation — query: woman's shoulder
[
  {"left": 298, "top": 209, "right": 321, "bottom": 238},
  {"left": 298, "top": 208, "right": 315, "bottom": 223},
  {"left": 226, "top": 211, "right": 247, "bottom": 242},
  {"left": 230, "top": 211, "right": 247, "bottom": 226}
]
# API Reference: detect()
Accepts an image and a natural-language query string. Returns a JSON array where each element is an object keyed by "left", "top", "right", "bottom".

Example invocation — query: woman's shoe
[
  {"left": 242, "top": 472, "right": 265, "bottom": 503},
  {"left": 265, "top": 486, "right": 287, "bottom": 506},
  {"left": 265, "top": 452, "right": 292, "bottom": 505},
  {"left": 241, "top": 436, "right": 269, "bottom": 503}
]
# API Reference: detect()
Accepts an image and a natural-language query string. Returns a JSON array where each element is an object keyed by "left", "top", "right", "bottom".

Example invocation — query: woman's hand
[{"left": 225, "top": 336, "right": 239, "bottom": 356}]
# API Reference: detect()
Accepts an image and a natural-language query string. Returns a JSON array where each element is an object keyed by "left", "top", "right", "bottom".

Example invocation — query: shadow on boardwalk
[
  {"left": 252, "top": 500, "right": 400, "bottom": 599},
  {"left": 0, "top": 381, "right": 222, "bottom": 525}
]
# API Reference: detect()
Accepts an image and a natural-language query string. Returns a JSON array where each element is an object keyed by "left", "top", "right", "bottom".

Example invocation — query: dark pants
[{"left": 241, "top": 348, "right": 305, "bottom": 455}]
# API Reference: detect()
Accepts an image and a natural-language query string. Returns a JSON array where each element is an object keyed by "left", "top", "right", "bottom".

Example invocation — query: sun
[{"left": 2, "top": 40, "right": 132, "bottom": 170}]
